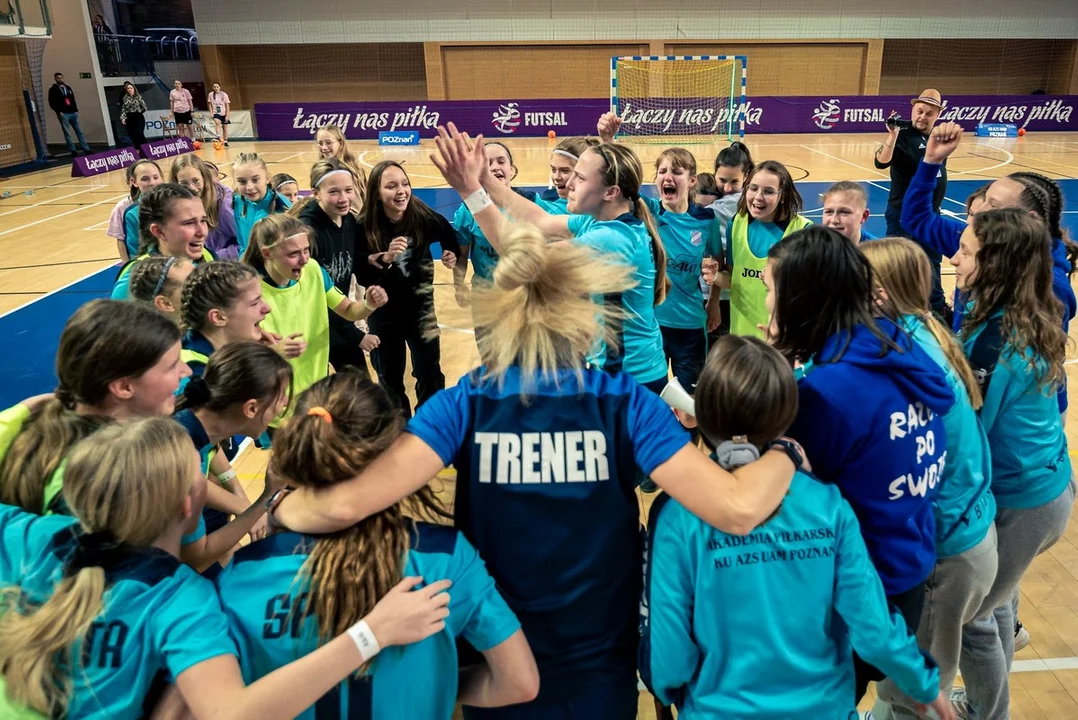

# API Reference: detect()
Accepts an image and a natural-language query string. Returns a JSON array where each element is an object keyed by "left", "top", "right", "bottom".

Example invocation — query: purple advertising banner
[
  {"left": 256, "top": 94, "right": 1078, "bottom": 139},
  {"left": 70, "top": 146, "right": 141, "bottom": 178},
  {"left": 254, "top": 99, "right": 610, "bottom": 141},
  {"left": 139, "top": 137, "right": 194, "bottom": 162}
]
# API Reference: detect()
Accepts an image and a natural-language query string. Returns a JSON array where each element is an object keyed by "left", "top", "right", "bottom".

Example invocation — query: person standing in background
[
  {"left": 874, "top": 88, "right": 949, "bottom": 323},
  {"left": 48, "top": 73, "right": 92, "bottom": 157},
  {"left": 119, "top": 81, "right": 148, "bottom": 148},
  {"left": 169, "top": 80, "right": 195, "bottom": 140},
  {"left": 209, "top": 82, "right": 231, "bottom": 147}
]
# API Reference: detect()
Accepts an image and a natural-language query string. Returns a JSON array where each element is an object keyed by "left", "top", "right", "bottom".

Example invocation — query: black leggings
[
  {"left": 125, "top": 112, "right": 146, "bottom": 147},
  {"left": 369, "top": 309, "right": 445, "bottom": 417}
]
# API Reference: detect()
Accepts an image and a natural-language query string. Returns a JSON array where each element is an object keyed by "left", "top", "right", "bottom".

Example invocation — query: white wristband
[
  {"left": 346, "top": 619, "right": 381, "bottom": 663},
  {"left": 215, "top": 469, "right": 236, "bottom": 488},
  {"left": 464, "top": 188, "right": 493, "bottom": 215}
]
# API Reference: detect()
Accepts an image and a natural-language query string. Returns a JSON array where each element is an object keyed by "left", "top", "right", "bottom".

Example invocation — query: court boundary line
[{"left": 0, "top": 264, "right": 115, "bottom": 319}]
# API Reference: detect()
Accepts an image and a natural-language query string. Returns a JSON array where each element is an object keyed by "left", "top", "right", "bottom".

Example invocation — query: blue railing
[
  {"left": 3, "top": 0, "right": 52, "bottom": 35},
  {"left": 93, "top": 33, "right": 200, "bottom": 77}
]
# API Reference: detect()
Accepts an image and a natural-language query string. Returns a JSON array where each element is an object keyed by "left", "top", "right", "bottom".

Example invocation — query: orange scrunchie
[{"left": 307, "top": 406, "right": 333, "bottom": 424}]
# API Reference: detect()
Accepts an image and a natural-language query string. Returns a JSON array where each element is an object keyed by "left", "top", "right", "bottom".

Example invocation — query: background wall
[
  {"left": 0, "top": 40, "right": 40, "bottom": 167},
  {"left": 191, "top": 0, "right": 1078, "bottom": 107},
  {"left": 190, "top": 0, "right": 1078, "bottom": 43},
  {"left": 42, "top": 0, "right": 111, "bottom": 145}
]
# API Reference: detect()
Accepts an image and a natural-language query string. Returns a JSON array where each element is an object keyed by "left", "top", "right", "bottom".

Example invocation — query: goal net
[{"left": 610, "top": 55, "right": 747, "bottom": 144}]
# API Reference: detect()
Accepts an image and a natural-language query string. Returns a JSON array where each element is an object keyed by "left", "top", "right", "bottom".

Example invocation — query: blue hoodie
[
  {"left": 900, "top": 160, "right": 1076, "bottom": 413},
  {"left": 963, "top": 307, "right": 1072, "bottom": 509},
  {"left": 787, "top": 319, "right": 955, "bottom": 595},
  {"left": 900, "top": 314, "right": 995, "bottom": 558},
  {"left": 641, "top": 474, "right": 940, "bottom": 719}
]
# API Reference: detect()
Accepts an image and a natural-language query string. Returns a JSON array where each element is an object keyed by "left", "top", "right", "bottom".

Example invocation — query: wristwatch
[{"left": 767, "top": 438, "right": 804, "bottom": 470}]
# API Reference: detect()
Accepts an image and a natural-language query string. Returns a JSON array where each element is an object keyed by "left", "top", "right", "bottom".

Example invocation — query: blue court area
[{"left": 3, "top": 179, "right": 1077, "bottom": 409}]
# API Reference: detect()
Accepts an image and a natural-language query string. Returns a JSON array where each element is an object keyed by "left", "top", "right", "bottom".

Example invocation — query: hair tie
[
  {"left": 153, "top": 256, "right": 178, "bottom": 297},
  {"left": 307, "top": 406, "right": 333, "bottom": 424},
  {"left": 183, "top": 375, "right": 210, "bottom": 406}
]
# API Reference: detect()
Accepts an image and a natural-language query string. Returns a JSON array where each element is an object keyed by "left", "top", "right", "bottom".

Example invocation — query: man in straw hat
[{"left": 874, "top": 88, "right": 949, "bottom": 321}]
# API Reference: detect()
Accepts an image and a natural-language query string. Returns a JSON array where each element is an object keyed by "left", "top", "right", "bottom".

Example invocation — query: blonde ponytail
[
  {"left": 0, "top": 568, "right": 106, "bottom": 715},
  {"left": 0, "top": 418, "right": 195, "bottom": 714},
  {"left": 861, "top": 237, "right": 982, "bottom": 409},
  {"left": 471, "top": 223, "right": 635, "bottom": 392},
  {"left": 634, "top": 197, "right": 669, "bottom": 305}
]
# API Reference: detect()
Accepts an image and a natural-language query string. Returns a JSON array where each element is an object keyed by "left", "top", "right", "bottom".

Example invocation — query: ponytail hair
[
  {"left": 715, "top": 141, "right": 754, "bottom": 176},
  {"left": 471, "top": 223, "right": 635, "bottom": 394},
  {"left": 180, "top": 261, "right": 260, "bottom": 333},
  {"left": 590, "top": 143, "right": 669, "bottom": 304},
  {"left": 1007, "top": 171, "right": 1077, "bottom": 276},
  {"left": 125, "top": 159, "right": 162, "bottom": 201},
  {"left": 861, "top": 237, "right": 983, "bottom": 409},
  {"left": 271, "top": 370, "right": 448, "bottom": 670},
  {"left": 137, "top": 183, "right": 198, "bottom": 256},
  {"left": 176, "top": 341, "right": 292, "bottom": 414},
  {"left": 0, "top": 418, "right": 194, "bottom": 715},
  {"left": 128, "top": 255, "right": 192, "bottom": 311},
  {"left": 0, "top": 300, "right": 180, "bottom": 513}
]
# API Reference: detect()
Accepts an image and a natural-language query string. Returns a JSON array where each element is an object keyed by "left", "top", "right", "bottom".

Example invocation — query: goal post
[{"left": 610, "top": 55, "right": 747, "bottom": 143}]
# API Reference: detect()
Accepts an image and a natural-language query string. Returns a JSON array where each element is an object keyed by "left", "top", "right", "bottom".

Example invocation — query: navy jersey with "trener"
[{"left": 407, "top": 367, "right": 690, "bottom": 703}]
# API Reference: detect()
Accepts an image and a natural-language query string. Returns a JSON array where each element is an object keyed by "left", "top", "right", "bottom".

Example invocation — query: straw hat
[{"left": 911, "top": 89, "right": 944, "bottom": 109}]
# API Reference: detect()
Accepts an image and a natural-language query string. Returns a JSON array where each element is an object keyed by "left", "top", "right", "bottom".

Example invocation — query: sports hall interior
[{"left": 3, "top": 1, "right": 1078, "bottom": 717}]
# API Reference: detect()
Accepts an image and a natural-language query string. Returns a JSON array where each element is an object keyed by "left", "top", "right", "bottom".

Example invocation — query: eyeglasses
[{"left": 748, "top": 185, "right": 780, "bottom": 198}]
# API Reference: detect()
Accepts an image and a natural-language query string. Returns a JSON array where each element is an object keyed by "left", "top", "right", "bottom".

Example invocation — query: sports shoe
[
  {"left": 858, "top": 712, "right": 875, "bottom": 720},
  {"left": 1015, "top": 620, "right": 1031, "bottom": 651},
  {"left": 950, "top": 687, "right": 973, "bottom": 719}
]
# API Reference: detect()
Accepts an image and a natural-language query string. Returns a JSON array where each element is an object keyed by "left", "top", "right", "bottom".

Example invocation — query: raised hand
[
  {"left": 431, "top": 122, "right": 487, "bottom": 196},
  {"left": 597, "top": 112, "right": 623, "bottom": 143},
  {"left": 441, "top": 250, "right": 457, "bottom": 269},
  {"left": 925, "top": 121, "right": 963, "bottom": 165}
]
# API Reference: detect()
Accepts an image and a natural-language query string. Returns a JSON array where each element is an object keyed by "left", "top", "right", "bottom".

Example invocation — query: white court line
[
  {"left": 0, "top": 193, "right": 127, "bottom": 238},
  {"left": 357, "top": 150, "right": 446, "bottom": 182},
  {"left": 799, "top": 145, "right": 890, "bottom": 180},
  {"left": 953, "top": 145, "right": 1015, "bottom": 176},
  {"left": 0, "top": 261, "right": 117, "bottom": 319},
  {"left": 437, "top": 323, "right": 475, "bottom": 335},
  {"left": 0, "top": 151, "right": 310, "bottom": 321},
  {"left": 0, "top": 185, "right": 106, "bottom": 218}
]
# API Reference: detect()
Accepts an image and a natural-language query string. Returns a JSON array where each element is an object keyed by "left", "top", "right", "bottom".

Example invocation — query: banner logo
[
  {"left": 813, "top": 99, "right": 842, "bottom": 130},
  {"left": 378, "top": 131, "right": 420, "bottom": 146},
  {"left": 492, "top": 103, "right": 522, "bottom": 134}
]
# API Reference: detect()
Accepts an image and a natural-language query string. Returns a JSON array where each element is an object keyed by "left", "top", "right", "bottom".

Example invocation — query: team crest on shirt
[
  {"left": 492, "top": 103, "right": 522, "bottom": 134},
  {"left": 690, "top": 230, "right": 703, "bottom": 246}
]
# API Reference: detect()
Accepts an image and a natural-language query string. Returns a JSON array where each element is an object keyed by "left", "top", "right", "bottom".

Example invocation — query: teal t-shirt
[
  {"left": 725, "top": 216, "right": 788, "bottom": 267},
  {"left": 123, "top": 201, "right": 142, "bottom": 258},
  {"left": 0, "top": 503, "right": 237, "bottom": 719},
  {"left": 963, "top": 307, "right": 1072, "bottom": 509},
  {"left": 641, "top": 473, "right": 940, "bottom": 717},
  {"left": 453, "top": 189, "right": 562, "bottom": 281},
  {"left": 900, "top": 315, "right": 995, "bottom": 557},
  {"left": 234, "top": 189, "right": 291, "bottom": 258},
  {"left": 643, "top": 197, "right": 722, "bottom": 330},
  {"left": 568, "top": 213, "right": 667, "bottom": 385},
  {"left": 215, "top": 522, "right": 520, "bottom": 719}
]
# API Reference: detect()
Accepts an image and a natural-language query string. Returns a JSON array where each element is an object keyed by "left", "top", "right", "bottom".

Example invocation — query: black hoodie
[
  {"left": 298, "top": 201, "right": 367, "bottom": 346},
  {"left": 358, "top": 209, "right": 460, "bottom": 317}
]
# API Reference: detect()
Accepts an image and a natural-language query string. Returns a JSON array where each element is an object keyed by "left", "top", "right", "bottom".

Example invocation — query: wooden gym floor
[{"left": 4, "top": 132, "right": 1078, "bottom": 718}]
